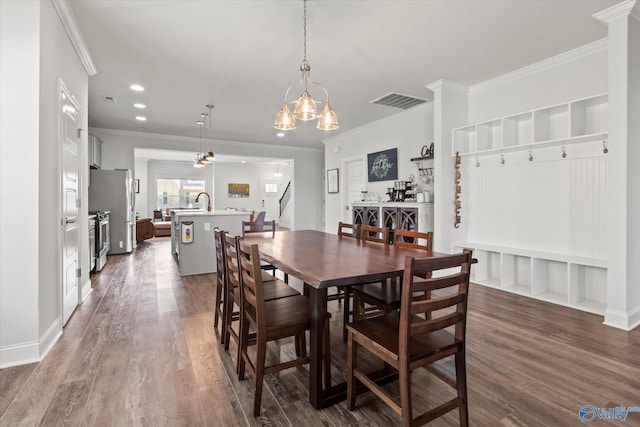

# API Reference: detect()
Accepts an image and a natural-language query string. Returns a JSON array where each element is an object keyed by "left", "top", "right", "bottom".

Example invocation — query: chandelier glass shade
[{"left": 274, "top": 0, "right": 338, "bottom": 132}]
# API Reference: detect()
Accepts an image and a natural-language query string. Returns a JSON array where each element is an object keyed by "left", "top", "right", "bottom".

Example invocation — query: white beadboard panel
[{"left": 465, "top": 147, "right": 607, "bottom": 259}]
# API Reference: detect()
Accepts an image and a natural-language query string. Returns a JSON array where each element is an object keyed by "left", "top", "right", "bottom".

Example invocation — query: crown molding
[
  {"left": 51, "top": 0, "right": 97, "bottom": 76},
  {"left": 89, "top": 127, "right": 323, "bottom": 153},
  {"left": 425, "top": 79, "right": 470, "bottom": 95},
  {"left": 469, "top": 38, "right": 607, "bottom": 95},
  {"left": 593, "top": 0, "right": 638, "bottom": 24}
]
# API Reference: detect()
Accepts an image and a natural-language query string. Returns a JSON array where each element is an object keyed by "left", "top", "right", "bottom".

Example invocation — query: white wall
[
  {"left": 91, "top": 129, "right": 323, "bottom": 231},
  {"left": 213, "top": 162, "right": 288, "bottom": 220},
  {"left": 0, "top": 0, "right": 89, "bottom": 367},
  {"left": 134, "top": 156, "right": 148, "bottom": 218},
  {"left": 0, "top": 0, "right": 41, "bottom": 366},
  {"left": 323, "top": 104, "right": 434, "bottom": 233},
  {"left": 468, "top": 41, "right": 608, "bottom": 123}
]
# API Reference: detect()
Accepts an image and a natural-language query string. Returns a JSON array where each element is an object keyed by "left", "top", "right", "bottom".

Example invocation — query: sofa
[{"left": 136, "top": 218, "right": 155, "bottom": 242}]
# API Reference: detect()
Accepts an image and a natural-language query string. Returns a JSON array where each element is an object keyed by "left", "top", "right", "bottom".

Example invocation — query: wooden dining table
[{"left": 243, "top": 229, "right": 449, "bottom": 409}]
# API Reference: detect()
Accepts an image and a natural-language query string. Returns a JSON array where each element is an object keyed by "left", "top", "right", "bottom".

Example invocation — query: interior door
[
  {"left": 343, "top": 158, "right": 365, "bottom": 223},
  {"left": 60, "top": 84, "right": 81, "bottom": 325},
  {"left": 260, "top": 179, "right": 281, "bottom": 222}
]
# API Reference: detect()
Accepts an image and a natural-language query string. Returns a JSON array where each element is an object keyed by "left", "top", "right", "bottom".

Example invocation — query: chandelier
[
  {"left": 274, "top": 0, "right": 338, "bottom": 131},
  {"left": 193, "top": 104, "right": 215, "bottom": 168}
]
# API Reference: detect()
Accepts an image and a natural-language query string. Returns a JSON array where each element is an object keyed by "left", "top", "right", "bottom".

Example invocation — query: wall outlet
[
  {"left": 119, "top": 241, "right": 123, "bottom": 248},
  {"left": 204, "top": 222, "right": 210, "bottom": 231}
]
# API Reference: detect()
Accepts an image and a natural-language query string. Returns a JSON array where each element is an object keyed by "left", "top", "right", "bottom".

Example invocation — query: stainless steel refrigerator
[{"left": 89, "top": 169, "right": 134, "bottom": 254}]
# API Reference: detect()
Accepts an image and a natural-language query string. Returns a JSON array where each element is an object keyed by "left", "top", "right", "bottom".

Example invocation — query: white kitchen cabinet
[{"left": 88, "top": 133, "right": 102, "bottom": 169}]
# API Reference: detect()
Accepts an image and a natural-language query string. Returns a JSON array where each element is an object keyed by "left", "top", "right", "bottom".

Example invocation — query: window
[
  {"left": 264, "top": 183, "right": 278, "bottom": 194},
  {"left": 156, "top": 178, "right": 206, "bottom": 210}
]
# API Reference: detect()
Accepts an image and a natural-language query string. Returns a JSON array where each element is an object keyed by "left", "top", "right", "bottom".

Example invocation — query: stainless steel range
[{"left": 90, "top": 211, "right": 110, "bottom": 272}]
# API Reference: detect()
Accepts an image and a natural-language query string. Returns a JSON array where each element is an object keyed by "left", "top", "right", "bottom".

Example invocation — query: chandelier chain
[{"left": 302, "top": 0, "right": 308, "bottom": 66}]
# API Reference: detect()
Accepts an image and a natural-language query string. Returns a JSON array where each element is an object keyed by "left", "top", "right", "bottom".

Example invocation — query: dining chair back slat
[
  {"left": 360, "top": 224, "right": 389, "bottom": 245},
  {"left": 242, "top": 220, "right": 276, "bottom": 238},
  {"left": 338, "top": 222, "right": 360, "bottom": 239}
]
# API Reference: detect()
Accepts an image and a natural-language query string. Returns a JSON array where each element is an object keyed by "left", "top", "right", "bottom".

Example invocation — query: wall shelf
[
  {"left": 452, "top": 93, "right": 608, "bottom": 157},
  {"left": 453, "top": 242, "right": 607, "bottom": 315}
]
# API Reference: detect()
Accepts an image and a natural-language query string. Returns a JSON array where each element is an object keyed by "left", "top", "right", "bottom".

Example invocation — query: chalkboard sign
[{"left": 367, "top": 148, "right": 398, "bottom": 182}]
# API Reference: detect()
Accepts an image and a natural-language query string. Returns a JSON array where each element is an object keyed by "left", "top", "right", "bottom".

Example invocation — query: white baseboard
[
  {"left": 604, "top": 305, "right": 640, "bottom": 331},
  {"left": 81, "top": 279, "right": 92, "bottom": 302},
  {"left": 0, "top": 341, "right": 40, "bottom": 369},
  {"left": 0, "top": 318, "right": 61, "bottom": 368},
  {"left": 39, "top": 318, "right": 62, "bottom": 361}
]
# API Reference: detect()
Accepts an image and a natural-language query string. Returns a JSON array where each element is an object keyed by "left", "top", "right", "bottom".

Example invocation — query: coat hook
[
  {"left": 561, "top": 146, "right": 567, "bottom": 158},
  {"left": 528, "top": 150, "right": 533, "bottom": 162},
  {"left": 500, "top": 154, "right": 505, "bottom": 165},
  {"left": 475, "top": 157, "right": 480, "bottom": 167},
  {"left": 603, "top": 140, "right": 608, "bottom": 154}
]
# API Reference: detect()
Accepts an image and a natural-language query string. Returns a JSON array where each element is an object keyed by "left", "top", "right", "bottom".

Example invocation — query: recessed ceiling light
[
  {"left": 240, "top": 160, "right": 246, "bottom": 164},
  {"left": 135, "top": 116, "right": 147, "bottom": 121},
  {"left": 130, "top": 84, "right": 145, "bottom": 92},
  {"left": 277, "top": 132, "right": 285, "bottom": 137},
  {"left": 133, "top": 103, "right": 146, "bottom": 109}
]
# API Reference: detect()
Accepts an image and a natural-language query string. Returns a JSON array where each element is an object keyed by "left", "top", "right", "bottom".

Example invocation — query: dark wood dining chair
[
  {"left": 241, "top": 219, "right": 288, "bottom": 283},
  {"left": 352, "top": 230, "right": 434, "bottom": 323},
  {"left": 332, "top": 222, "right": 361, "bottom": 341},
  {"left": 236, "top": 240, "right": 331, "bottom": 417},
  {"left": 347, "top": 249, "right": 474, "bottom": 427},
  {"left": 213, "top": 229, "right": 226, "bottom": 342},
  {"left": 222, "top": 234, "right": 299, "bottom": 364},
  {"left": 340, "top": 224, "right": 391, "bottom": 340}
]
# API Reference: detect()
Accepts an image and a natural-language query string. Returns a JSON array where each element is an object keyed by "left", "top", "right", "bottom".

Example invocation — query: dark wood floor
[{"left": 1, "top": 237, "right": 639, "bottom": 426}]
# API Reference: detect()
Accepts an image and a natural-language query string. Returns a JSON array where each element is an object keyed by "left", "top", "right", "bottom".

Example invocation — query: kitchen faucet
[{"left": 195, "top": 192, "right": 211, "bottom": 212}]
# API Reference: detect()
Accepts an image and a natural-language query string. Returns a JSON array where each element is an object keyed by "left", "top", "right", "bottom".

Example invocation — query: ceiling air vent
[
  {"left": 103, "top": 95, "right": 116, "bottom": 104},
  {"left": 370, "top": 92, "right": 428, "bottom": 110}
]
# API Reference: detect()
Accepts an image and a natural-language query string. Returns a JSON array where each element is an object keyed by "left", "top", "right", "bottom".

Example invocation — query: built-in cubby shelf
[
  {"left": 452, "top": 93, "right": 608, "bottom": 157},
  {"left": 453, "top": 242, "right": 607, "bottom": 315}
]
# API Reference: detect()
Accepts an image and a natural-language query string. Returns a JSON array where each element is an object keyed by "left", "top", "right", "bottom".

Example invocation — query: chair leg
[
  {"left": 456, "top": 350, "right": 469, "bottom": 427},
  {"left": 253, "top": 339, "right": 266, "bottom": 417},
  {"left": 398, "top": 360, "right": 412, "bottom": 427},
  {"left": 346, "top": 330, "right": 357, "bottom": 410},
  {"left": 238, "top": 314, "right": 250, "bottom": 380},
  {"left": 213, "top": 280, "right": 222, "bottom": 328},
  {"left": 223, "top": 298, "right": 233, "bottom": 351},
  {"left": 342, "top": 287, "right": 351, "bottom": 342}
]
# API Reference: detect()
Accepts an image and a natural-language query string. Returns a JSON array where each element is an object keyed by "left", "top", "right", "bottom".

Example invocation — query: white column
[
  {"left": 595, "top": 0, "right": 640, "bottom": 330},
  {"left": 426, "top": 80, "right": 469, "bottom": 253}
]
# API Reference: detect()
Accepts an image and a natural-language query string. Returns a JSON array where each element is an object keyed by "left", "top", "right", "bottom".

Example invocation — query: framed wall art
[
  {"left": 228, "top": 183, "right": 250, "bottom": 198},
  {"left": 327, "top": 168, "right": 339, "bottom": 193},
  {"left": 367, "top": 148, "right": 398, "bottom": 182}
]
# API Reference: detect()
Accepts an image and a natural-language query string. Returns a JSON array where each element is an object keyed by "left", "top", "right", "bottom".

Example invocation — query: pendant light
[
  {"left": 274, "top": 0, "right": 338, "bottom": 131},
  {"left": 203, "top": 104, "right": 215, "bottom": 162},
  {"left": 194, "top": 119, "right": 205, "bottom": 168}
]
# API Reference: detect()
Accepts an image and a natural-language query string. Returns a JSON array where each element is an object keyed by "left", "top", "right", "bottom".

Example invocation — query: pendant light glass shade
[
  {"left": 205, "top": 151, "right": 215, "bottom": 162},
  {"left": 273, "top": 0, "right": 337, "bottom": 132},
  {"left": 294, "top": 91, "right": 317, "bottom": 121},
  {"left": 317, "top": 104, "right": 339, "bottom": 130},
  {"left": 274, "top": 105, "right": 296, "bottom": 130}
]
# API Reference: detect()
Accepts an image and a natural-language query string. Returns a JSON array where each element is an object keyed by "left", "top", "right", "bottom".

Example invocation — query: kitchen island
[{"left": 171, "top": 209, "right": 251, "bottom": 276}]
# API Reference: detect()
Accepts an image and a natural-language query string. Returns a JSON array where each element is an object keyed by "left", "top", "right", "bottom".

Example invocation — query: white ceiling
[{"left": 71, "top": 0, "right": 616, "bottom": 151}]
